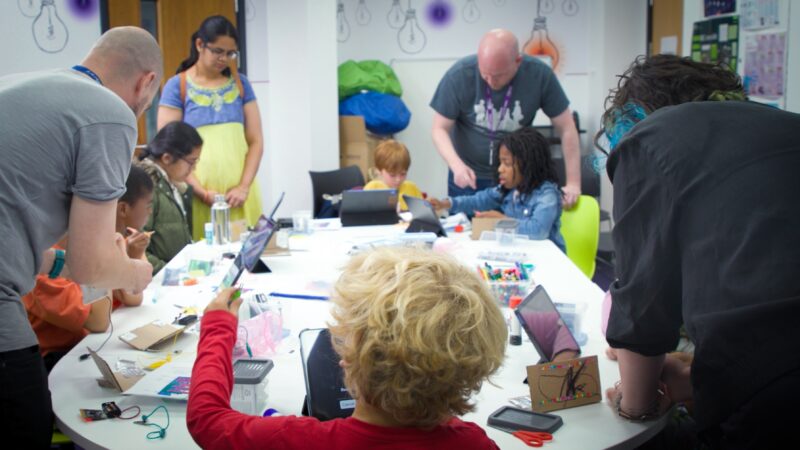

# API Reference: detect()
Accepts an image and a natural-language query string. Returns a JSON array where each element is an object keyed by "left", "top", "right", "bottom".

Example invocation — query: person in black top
[{"left": 599, "top": 54, "right": 800, "bottom": 450}]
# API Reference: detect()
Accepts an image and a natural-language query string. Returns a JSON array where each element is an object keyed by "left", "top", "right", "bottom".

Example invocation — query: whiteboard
[{"left": 2, "top": 0, "right": 102, "bottom": 77}]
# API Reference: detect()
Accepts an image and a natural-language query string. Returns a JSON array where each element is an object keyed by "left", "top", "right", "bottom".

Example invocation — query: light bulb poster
[
  {"left": 4, "top": 0, "right": 101, "bottom": 75},
  {"left": 691, "top": 15, "right": 740, "bottom": 72},
  {"left": 336, "top": 0, "right": 588, "bottom": 75}
]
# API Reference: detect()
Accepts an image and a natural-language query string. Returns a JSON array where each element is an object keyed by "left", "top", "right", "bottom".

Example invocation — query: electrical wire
[{"left": 79, "top": 297, "right": 114, "bottom": 361}]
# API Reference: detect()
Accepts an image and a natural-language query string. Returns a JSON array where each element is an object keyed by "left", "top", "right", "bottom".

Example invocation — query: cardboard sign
[
  {"left": 526, "top": 355, "right": 602, "bottom": 413},
  {"left": 118, "top": 320, "right": 185, "bottom": 351},
  {"left": 90, "top": 350, "right": 143, "bottom": 392},
  {"left": 471, "top": 217, "right": 503, "bottom": 240}
]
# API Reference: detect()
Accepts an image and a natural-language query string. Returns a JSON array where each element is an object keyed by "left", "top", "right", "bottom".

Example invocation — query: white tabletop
[{"left": 50, "top": 223, "right": 666, "bottom": 450}]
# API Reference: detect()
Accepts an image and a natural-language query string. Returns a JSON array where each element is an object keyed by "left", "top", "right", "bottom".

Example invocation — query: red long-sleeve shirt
[{"left": 188, "top": 311, "right": 500, "bottom": 450}]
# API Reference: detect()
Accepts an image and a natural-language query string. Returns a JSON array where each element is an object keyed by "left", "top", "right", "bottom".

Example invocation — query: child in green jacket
[{"left": 138, "top": 121, "right": 203, "bottom": 274}]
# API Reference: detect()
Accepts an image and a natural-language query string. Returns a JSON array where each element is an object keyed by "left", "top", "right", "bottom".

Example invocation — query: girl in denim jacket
[{"left": 431, "top": 127, "right": 566, "bottom": 253}]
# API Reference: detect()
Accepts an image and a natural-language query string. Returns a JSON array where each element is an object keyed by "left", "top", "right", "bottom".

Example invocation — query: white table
[{"left": 50, "top": 223, "right": 667, "bottom": 449}]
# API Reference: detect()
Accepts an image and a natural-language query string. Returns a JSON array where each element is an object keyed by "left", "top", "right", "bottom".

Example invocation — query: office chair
[
  {"left": 560, "top": 195, "right": 600, "bottom": 279},
  {"left": 309, "top": 165, "right": 365, "bottom": 218}
]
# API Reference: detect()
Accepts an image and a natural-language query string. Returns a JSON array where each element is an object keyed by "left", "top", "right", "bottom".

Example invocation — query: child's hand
[
  {"left": 429, "top": 197, "right": 451, "bottom": 211},
  {"left": 205, "top": 287, "right": 243, "bottom": 318},
  {"left": 126, "top": 228, "right": 151, "bottom": 260},
  {"left": 474, "top": 210, "right": 506, "bottom": 219}
]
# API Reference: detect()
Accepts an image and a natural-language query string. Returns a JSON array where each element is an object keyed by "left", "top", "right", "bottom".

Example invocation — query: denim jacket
[{"left": 450, "top": 181, "right": 566, "bottom": 253}]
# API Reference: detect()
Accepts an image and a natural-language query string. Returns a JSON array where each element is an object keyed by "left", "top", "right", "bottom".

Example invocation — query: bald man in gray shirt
[{"left": 0, "top": 27, "right": 162, "bottom": 448}]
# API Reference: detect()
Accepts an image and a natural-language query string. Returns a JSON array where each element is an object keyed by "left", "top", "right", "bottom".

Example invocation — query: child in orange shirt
[{"left": 23, "top": 166, "right": 155, "bottom": 372}]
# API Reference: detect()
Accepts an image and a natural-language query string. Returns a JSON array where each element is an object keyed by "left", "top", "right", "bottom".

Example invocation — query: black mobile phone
[{"left": 487, "top": 406, "right": 563, "bottom": 434}]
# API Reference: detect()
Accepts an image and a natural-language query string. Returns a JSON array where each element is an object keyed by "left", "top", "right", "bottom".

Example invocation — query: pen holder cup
[{"left": 488, "top": 280, "right": 533, "bottom": 306}]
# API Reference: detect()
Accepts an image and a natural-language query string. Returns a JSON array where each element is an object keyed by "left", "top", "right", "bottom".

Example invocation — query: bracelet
[
  {"left": 613, "top": 381, "right": 667, "bottom": 422},
  {"left": 48, "top": 249, "right": 66, "bottom": 279}
]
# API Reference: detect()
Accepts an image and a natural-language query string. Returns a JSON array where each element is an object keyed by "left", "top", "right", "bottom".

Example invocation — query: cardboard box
[
  {"left": 339, "top": 116, "right": 373, "bottom": 181},
  {"left": 339, "top": 116, "right": 394, "bottom": 181}
]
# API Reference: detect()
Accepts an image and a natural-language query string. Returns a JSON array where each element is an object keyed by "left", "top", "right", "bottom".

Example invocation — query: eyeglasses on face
[
  {"left": 203, "top": 44, "right": 239, "bottom": 60},
  {"left": 181, "top": 157, "right": 199, "bottom": 167}
]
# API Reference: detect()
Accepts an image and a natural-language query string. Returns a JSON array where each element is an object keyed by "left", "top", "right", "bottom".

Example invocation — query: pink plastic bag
[
  {"left": 233, "top": 310, "right": 283, "bottom": 358},
  {"left": 601, "top": 290, "right": 612, "bottom": 337}
]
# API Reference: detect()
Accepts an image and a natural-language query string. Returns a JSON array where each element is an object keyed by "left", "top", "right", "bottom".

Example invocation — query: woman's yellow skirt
[{"left": 192, "top": 122, "right": 263, "bottom": 240}]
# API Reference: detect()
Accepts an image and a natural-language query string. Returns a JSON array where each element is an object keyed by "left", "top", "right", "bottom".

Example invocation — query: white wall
[
  {"left": 682, "top": 0, "right": 799, "bottom": 113},
  {"left": 247, "top": 0, "right": 340, "bottom": 218},
  {"left": 1, "top": 0, "right": 101, "bottom": 76}
]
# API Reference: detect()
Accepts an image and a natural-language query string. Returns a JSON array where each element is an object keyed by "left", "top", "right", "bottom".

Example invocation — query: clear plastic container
[
  {"left": 555, "top": 301, "right": 588, "bottom": 345},
  {"left": 231, "top": 359, "right": 274, "bottom": 415},
  {"left": 488, "top": 280, "right": 533, "bottom": 306}
]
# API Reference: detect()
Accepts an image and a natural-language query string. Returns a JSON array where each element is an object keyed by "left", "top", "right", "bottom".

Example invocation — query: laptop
[
  {"left": 515, "top": 285, "right": 581, "bottom": 364},
  {"left": 403, "top": 195, "right": 447, "bottom": 237},
  {"left": 220, "top": 215, "right": 278, "bottom": 288},
  {"left": 339, "top": 189, "right": 399, "bottom": 227},
  {"left": 299, "top": 328, "right": 355, "bottom": 421}
]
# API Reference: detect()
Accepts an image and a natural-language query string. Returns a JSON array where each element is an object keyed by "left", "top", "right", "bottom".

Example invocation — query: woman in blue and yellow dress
[{"left": 157, "top": 15, "right": 263, "bottom": 240}]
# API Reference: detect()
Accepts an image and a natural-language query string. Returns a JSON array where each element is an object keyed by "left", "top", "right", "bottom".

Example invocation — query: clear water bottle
[{"left": 211, "top": 194, "right": 231, "bottom": 245}]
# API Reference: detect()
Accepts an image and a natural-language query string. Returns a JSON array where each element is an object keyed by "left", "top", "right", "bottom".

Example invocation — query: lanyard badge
[{"left": 485, "top": 85, "right": 514, "bottom": 165}]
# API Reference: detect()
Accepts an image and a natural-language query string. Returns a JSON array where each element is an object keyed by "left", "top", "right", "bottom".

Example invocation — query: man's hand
[
  {"left": 562, "top": 183, "right": 581, "bottom": 210},
  {"left": 474, "top": 210, "right": 506, "bottom": 219},
  {"left": 126, "top": 228, "right": 151, "bottom": 260},
  {"left": 226, "top": 185, "right": 250, "bottom": 209},
  {"left": 452, "top": 163, "right": 477, "bottom": 190},
  {"left": 204, "top": 287, "right": 243, "bottom": 318},
  {"left": 128, "top": 258, "right": 153, "bottom": 295}
]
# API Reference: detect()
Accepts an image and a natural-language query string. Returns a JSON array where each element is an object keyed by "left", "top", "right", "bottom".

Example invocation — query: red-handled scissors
[{"left": 512, "top": 430, "right": 553, "bottom": 447}]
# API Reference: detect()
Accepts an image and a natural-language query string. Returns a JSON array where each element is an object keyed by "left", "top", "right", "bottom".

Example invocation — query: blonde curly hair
[{"left": 329, "top": 247, "right": 507, "bottom": 428}]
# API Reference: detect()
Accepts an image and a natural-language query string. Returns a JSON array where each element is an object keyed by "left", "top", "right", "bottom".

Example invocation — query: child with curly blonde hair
[{"left": 188, "top": 247, "right": 507, "bottom": 450}]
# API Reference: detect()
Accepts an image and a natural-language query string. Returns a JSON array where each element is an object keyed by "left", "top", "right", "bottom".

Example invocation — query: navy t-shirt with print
[{"left": 430, "top": 55, "right": 569, "bottom": 179}]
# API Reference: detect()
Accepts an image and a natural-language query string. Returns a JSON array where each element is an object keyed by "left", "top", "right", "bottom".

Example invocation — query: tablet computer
[
  {"left": 340, "top": 189, "right": 398, "bottom": 227},
  {"left": 404, "top": 195, "right": 446, "bottom": 237},
  {"left": 515, "top": 285, "right": 581, "bottom": 363},
  {"left": 299, "top": 328, "right": 355, "bottom": 420},
  {"left": 219, "top": 215, "right": 278, "bottom": 289}
]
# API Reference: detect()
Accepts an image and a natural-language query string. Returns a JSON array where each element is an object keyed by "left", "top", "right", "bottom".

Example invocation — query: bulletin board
[
  {"left": 3, "top": 0, "right": 102, "bottom": 77},
  {"left": 691, "top": 15, "right": 740, "bottom": 71}
]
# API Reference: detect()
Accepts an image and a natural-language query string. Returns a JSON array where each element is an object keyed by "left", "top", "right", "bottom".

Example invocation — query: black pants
[
  {"left": 0, "top": 345, "right": 53, "bottom": 449},
  {"left": 701, "top": 366, "right": 800, "bottom": 450}
]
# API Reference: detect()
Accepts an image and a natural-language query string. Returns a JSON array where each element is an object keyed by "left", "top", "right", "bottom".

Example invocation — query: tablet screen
[
  {"left": 220, "top": 255, "right": 243, "bottom": 289},
  {"left": 240, "top": 216, "right": 277, "bottom": 271},
  {"left": 515, "top": 285, "right": 580, "bottom": 362}
]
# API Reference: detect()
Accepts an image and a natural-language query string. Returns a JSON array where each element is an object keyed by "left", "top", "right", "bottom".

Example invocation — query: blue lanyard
[
  {"left": 485, "top": 85, "right": 513, "bottom": 165},
  {"left": 71, "top": 65, "right": 103, "bottom": 86}
]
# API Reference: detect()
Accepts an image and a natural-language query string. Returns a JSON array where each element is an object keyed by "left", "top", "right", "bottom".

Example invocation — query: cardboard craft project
[
  {"left": 230, "top": 219, "right": 249, "bottom": 243},
  {"left": 471, "top": 217, "right": 503, "bottom": 240},
  {"left": 118, "top": 320, "right": 186, "bottom": 351},
  {"left": 90, "top": 350, "right": 144, "bottom": 392},
  {"left": 262, "top": 231, "right": 290, "bottom": 257},
  {"left": 526, "top": 355, "right": 601, "bottom": 413}
]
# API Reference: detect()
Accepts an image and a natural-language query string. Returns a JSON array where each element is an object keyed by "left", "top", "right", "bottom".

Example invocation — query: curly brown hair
[{"left": 595, "top": 54, "right": 744, "bottom": 152}]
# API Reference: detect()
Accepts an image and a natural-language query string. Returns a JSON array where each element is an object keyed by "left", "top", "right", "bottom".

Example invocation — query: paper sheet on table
[{"left": 123, "top": 360, "right": 194, "bottom": 400}]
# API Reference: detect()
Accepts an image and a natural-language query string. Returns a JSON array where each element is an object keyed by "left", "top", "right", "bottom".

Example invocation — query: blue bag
[{"left": 339, "top": 92, "right": 411, "bottom": 135}]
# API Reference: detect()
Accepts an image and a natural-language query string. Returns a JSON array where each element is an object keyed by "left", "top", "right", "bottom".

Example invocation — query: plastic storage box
[
  {"left": 489, "top": 280, "right": 534, "bottom": 306},
  {"left": 231, "top": 359, "right": 274, "bottom": 415}
]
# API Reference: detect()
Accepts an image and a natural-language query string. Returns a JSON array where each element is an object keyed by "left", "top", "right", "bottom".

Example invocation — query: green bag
[{"left": 338, "top": 60, "right": 403, "bottom": 100}]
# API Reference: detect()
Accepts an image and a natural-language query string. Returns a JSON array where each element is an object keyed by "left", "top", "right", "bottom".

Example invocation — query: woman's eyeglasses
[{"left": 203, "top": 44, "right": 239, "bottom": 60}]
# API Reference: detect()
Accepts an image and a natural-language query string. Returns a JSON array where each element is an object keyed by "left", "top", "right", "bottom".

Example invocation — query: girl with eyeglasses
[
  {"left": 158, "top": 15, "right": 264, "bottom": 241},
  {"left": 138, "top": 121, "right": 203, "bottom": 274}
]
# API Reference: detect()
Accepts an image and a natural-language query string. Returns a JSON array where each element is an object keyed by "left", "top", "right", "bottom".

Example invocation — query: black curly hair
[
  {"left": 595, "top": 54, "right": 744, "bottom": 153},
  {"left": 496, "top": 127, "right": 559, "bottom": 197}
]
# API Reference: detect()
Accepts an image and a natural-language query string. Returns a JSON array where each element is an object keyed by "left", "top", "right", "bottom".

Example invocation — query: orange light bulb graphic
[{"left": 523, "top": 16, "right": 560, "bottom": 71}]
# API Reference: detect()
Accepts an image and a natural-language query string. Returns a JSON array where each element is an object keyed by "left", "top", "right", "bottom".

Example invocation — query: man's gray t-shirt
[
  {"left": 430, "top": 55, "right": 569, "bottom": 179},
  {"left": 0, "top": 69, "right": 136, "bottom": 352}
]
